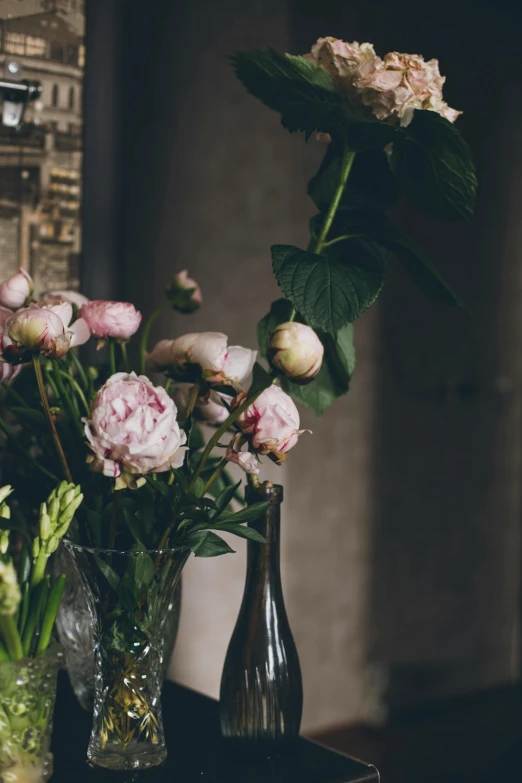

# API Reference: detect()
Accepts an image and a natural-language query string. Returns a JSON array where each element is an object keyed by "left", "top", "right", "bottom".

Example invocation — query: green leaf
[
  {"left": 284, "top": 324, "right": 355, "bottom": 416},
  {"left": 309, "top": 147, "right": 399, "bottom": 213},
  {"left": 188, "top": 424, "right": 205, "bottom": 451},
  {"left": 94, "top": 556, "right": 120, "bottom": 590},
  {"left": 212, "top": 481, "right": 242, "bottom": 519},
  {"left": 231, "top": 49, "right": 343, "bottom": 138},
  {"left": 182, "top": 530, "right": 235, "bottom": 558},
  {"left": 9, "top": 407, "right": 47, "bottom": 429},
  {"left": 211, "top": 522, "right": 267, "bottom": 543},
  {"left": 392, "top": 110, "right": 477, "bottom": 221},
  {"left": 333, "top": 211, "right": 464, "bottom": 308},
  {"left": 257, "top": 299, "right": 295, "bottom": 358},
  {"left": 272, "top": 243, "right": 387, "bottom": 335},
  {"left": 217, "top": 501, "right": 270, "bottom": 525},
  {"left": 249, "top": 362, "right": 274, "bottom": 396}
]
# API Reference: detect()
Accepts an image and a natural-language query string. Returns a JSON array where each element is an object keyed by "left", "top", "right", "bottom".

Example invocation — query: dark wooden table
[{"left": 51, "top": 672, "right": 380, "bottom": 782}]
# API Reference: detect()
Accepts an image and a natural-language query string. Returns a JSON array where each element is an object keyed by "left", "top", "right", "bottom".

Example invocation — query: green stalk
[
  {"left": 52, "top": 360, "right": 85, "bottom": 441},
  {"left": 108, "top": 339, "right": 117, "bottom": 376},
  {"left": 30, "top": 549, "right": 47, "bottom": 589},
  {"left": 36, "top": 574, "right": 66, "bottom": 657},
  {"left": 33, "top": 357, "right": 72, "bottom": 483},
  {"left": 3, "top": 382, "right": 30, "bottom": 408},
  {"left": 188, "top": 387, "right": 264, "bottom": 491},
  {"left": 0, "top": 637, "right": 9, "bottom": 661},
  {"left": 202, "top": 458, "right": 227, "bottom": 496},
  {"left": 0, "top": 614, "right": 23, "bottom": 660},
  {"left": 70, "top": 350, "right": 89, "bottom": 391},
  {"left": 22, "top": 580, "right": 48, "bottom": 657},
  {"left": 310, "top": 147, "right": 356, "bottom": 254},
  {"left": 139, "top": 300, "right": 170, "bottom": 375},
  {"left": 58, "top": 370, "right": 90, "bottom": 414},
  {"left": 18, "top": 582, "right": 30, "bottom": 635},
  {"left": 185, "top": 382, "right": 201, "bottom": 418},
  {"left": 120, "top": 341, "right": 129, "bottom": 372}
]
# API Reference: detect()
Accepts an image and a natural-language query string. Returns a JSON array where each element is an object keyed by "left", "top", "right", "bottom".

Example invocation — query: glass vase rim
[
  {"left": 63, "top": 539, "right": 190, "bottom": 557},
  {"left": 0, "top": 640, "right": 63, "bottom": 668}
]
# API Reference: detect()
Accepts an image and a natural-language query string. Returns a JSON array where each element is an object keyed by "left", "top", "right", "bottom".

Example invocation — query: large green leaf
[
  {"left": 392, "top": 110, "right": 477, "bottom": 221},
  {"left": 182, "top": 530, "right": 235, "bottom": 557},
  {"left": 231, "top": 49, "right": 344, "bottom": 137},
  {"left": 272, "top": 242, "right": 387, "bottom": 335},
  {"left": 333, "top": 211, "right": 465, "bottom": 307},
  {"left": 257, "top": 298, "right": 295, "bottom": 358},
  {"left": 308, "top": 147, "right": 399, "bottom": 213},
  {"left": 249, "top": 362, "right": 274, "bottom": 396},
  {"left": 211, "top": 522, "right": 267, "bottom": 543},
  {"left": 284, "top": 324, "right": 355, "bottom": 416}
]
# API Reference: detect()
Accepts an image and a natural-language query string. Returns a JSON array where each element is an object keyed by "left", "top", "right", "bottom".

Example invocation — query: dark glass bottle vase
[{"left": 220, "top": 482, "right": 303, "bottom": 751}]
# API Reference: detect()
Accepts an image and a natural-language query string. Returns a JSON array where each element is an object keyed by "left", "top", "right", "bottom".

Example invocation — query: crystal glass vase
[
  {"left": 65, "top": 542, "right": 189, "bottom": 771},
  {"left": 54, "top": 544, "right": 182, "bottom": 711},
  {"left": 0, "top": 643, "right": 63, "bottom": 783},
  {"left": 219, "top": 482, "right": 303, "bottom": 750}
]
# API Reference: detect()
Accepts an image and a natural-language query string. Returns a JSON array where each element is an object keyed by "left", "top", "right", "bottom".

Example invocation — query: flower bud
[
  {"left": 267, "top": 322, "right": 324, "bottom": 384},
  {"left": 49, "top": 496, "right": 60, "bottom": 521},
  {"left": 32, "top": 538, "right": 40, "bottom": 559},
  {"left": 62, "top": 488, "right": 76, "bottom": 508},
  {"left": 47, "top": 536, "right": 59, "bottom": 554},
  {"left": 0, "top": 267, "right": 33, "bottom": 309},
  {"left": 0, "top": 561, "right": 21, "bottom": 616},
  {"left": 0, "top": 503, "right": 10, "bottom": 520},
  {"left": 0, "top": 531, "right": 9, "bottom": 555},
  {"left": 79, "top": 300, "right": 142, "bottom": 341},
  {"left": 166, "top": 270, "right": 202, "bottom": 314},
  {"left": 56, "top": 482, "right": 69, "bottom": 500},
  {"left": 39, "top": 511, "right": 52, "bottom": 541}
]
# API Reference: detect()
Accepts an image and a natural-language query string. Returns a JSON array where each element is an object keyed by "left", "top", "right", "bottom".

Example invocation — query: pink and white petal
[{"left": 69, "top": 317, "right": 91, "bottom": 347}]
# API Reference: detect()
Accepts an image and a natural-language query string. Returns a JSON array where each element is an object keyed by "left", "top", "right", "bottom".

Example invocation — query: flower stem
[
  {"left": 185, "top": 382, "right": 200, "bottom": 418},
  {"left": 58, "top": 370, "right": 90, "bottom": 415},
  {"left": 188, "top": 388, "right": 264, "bottom": 491},
  {"left": 120, "top": 341, "right": 129, "bottom": 372},
  {"left": 33, "top": 356, "right": 72, "bottom": 483},
  {"left": 108, "top": 339, "right": 117, "bottom": 376},
  {"left": 52, "top": 360, "right": 85, "bottom": 441},
  {"left": 36, "top": 574, "right": 66, "bottom": 657},
  {"left": 139, "top": 300, "right": 170, "bottom": 375},
  {"left": 202, "top": 457, "right": 227, "bottom": 496},
  {"left": 70, "top": 350, "right": 89, "bottom": 391},
  {"left": 0, "top": 614, "right": 23, "bottom": 661},
  {"left": 311, "top": 146, "right": 356, "bottom": 254}
]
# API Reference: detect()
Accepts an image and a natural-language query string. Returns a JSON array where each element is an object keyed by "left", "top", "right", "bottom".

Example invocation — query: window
[
  {"left": 25, "top": 36, "right": 46, "bottom": 57},
  {"left": 68, "top": 86, "right": 75, "bottom": 110},
  {"left": 51, "top": 84, "right": 59, "bottom": 107},
  {"left": 5, "top": 33, "right": 25, "bottom": 56},
  {"left": 50, "top": 41, "right": 64, "bottom": 62}
]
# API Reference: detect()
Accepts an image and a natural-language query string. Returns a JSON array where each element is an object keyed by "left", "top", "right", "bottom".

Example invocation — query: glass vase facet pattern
[
  {"left": 55, "top": 544, "right": 182, "bottom": 712},
  {"left": 219, "top": 483, "right": 303, "bottom": 750},
  {"left": 0, "top": 643, "right": 63, "bottom": 783},
  {"left": 64, "top": 542, "right": 189, "bottom": 771}
]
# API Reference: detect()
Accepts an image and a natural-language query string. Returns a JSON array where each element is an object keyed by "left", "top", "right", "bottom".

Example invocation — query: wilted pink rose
[
  {"left": 2, "top": 304, "right": 89, "bottom": 363},
  {"left": 225, "top": 433, "right": 259, "bottom": 475},
  {"left": 237, "top": 385, "right": 309, "bottom": 461},
  {"left": 0, "top": 268, "right": 33, "bottom": 309},
  {"left": 45, "top": 290, "right": 89, "bottom": 309},
  {"left": 166, "top": 270, "right": 202, "bottom": 314},
  {"left": 84, "top": 372, "right": 187, "bottom": 479},
  {"left": 173, "top": 382, "right": 231, "bottom": 426},
  {"left": 147, "top": 332, "right": 256, "bottom": 386},
  {"left": 353, "top": 51, "right": 461, "bottom": 127},
  {"left": 268, "top": 322, "right": 324, "bottom": 384},
  {"left": 79, "top": 300, "right": 142, "bottom": 341}
]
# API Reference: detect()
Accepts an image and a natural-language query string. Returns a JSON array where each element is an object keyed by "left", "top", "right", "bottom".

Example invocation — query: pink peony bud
[
  {"left": 79, "top": 300, "right": 142, "bottom": 341},
  {"left": 267, "top": 322, "right": 324, "bottom": 384},
  {"left": 45, "top": 290, "right": 90, "bottom": 309},
  {"left": 0, "top": 268, "right": 33, "bottom": 309},
  {"left": 237, "top": 385, "right": 309, "bottom": 462},
  {"left": 84, "top": 372, "right": 187, "bottom": 479},
  {"left": 225, "top": 433, "right": 260, "bottom": 475},
  {"left": 2, "top": 304, "right": 89, "bottom": 363},
  {"left": 166, "top": 270, "right": 202, "bottom": 314},
  {"left": 147, "top": 332, "right": 256, "bottom": 386}
]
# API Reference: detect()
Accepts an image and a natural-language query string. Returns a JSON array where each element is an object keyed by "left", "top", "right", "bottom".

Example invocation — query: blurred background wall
[{"left": 84, "top": 0, "right": 522, "bottom": 733}]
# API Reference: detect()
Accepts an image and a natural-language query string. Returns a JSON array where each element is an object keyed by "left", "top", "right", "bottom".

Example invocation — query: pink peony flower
[
  {"left": 45, "top": 290, "right": 89, "bottom": 309},
  {"left": 172, "top": 382, "right": 231, "bottom": 426},
  {"left": 0, "top": 268, "right": 33, "bottom": 309},
  {"left": 79, "top": 300, "right": 142, "bottom": 341},
  {"left": 225, "top": 433, "right": 259, "bottom": 475},
  {"left": 267, "top": 322, "right": 324, "bottom": 384},
  {"left": 2, "top": 304, "right": 89, "bottom": 363},
  {"left": 84, "top": 372, "right": 187, "bottom": 480},
  {"left": 305, "top": 37, "right": 376, "bottom": 85},
  {"left": 147, "top": 332, "right": 256, "bottom": 386},
  {"left": 0, "top": 306, "right": 21, "bottom": 382},
  {"left": 237, "top": 385, "right": 309, "bottom": 461},
  {"left": 166, "top": 270, "right": 202, "bottom": 313},
  {"left": 353, "top": 51, "right": 461, "bottom": 127}
]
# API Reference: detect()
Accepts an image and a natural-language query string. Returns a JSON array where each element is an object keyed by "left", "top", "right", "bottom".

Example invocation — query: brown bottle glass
[{"left": 219, "top": 482, "right": 303, "bottom": 752}]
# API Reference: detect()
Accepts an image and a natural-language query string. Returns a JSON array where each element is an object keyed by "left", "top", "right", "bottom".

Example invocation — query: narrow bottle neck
[{"left": 245, "top": 482, "right": 283, "bottom": 588}]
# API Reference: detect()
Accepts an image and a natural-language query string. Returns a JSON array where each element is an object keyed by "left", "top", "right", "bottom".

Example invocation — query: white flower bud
[
  {"left": 0, "top": 504, "right": 11, "bottom": 520},
  {"left": 47, "top": 536, "right": 59, "bottom": 554},
  {"left": 39, "top": 512, "right": 52, "bottom": 541},
  {"left": 0, "top": 531, "right": 9, "bottom": 554},
  {"left": 0, "top": 561, "right": 21, "bottom": 615},
  {"left": 0, "top": 485, "right": 13, "bottom": 505},
  {"left": 32, "top": 538, "right": 40, "bottom": 559},
  {"left": 267, "top": 322, "right": 324, "bottom": 384}
]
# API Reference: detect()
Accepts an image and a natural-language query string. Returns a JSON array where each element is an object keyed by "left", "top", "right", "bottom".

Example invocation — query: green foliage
[
  {"left": 272, "top": 242, "right": 387, "bottom": 335},
  {"left": 257, "top": 298, "right": 295, "bottom": 358},
  {"left": 283, "top": 324, "right": 355, "bottom": 416},
  {"left": 249, "top": 361, "right": 274, "bottom": 395},
  {"left": 231, "top": 49, "right": 344, "bottom": 138},
  {"left": 392, "top": 110, "right": 477, "bottom": 221}
]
